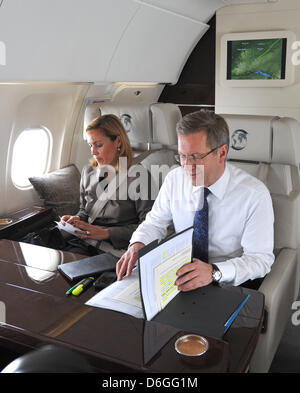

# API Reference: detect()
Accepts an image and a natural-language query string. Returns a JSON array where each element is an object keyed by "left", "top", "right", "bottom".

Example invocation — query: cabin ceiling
[
  {"left": 0, "top": 0, "right": 276, "bottom": 83},
  {"left": 136, "top": 0, "right": 277, "bottom": 21}
]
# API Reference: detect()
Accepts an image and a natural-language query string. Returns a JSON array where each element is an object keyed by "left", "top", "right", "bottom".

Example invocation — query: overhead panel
[
  {"left": 134, "top": 0, "right": 225, "bottom": 23},
  {"left": 222, "top": 0, "right": 277, "bottom": 4},
  {"left": 0, "top": 0, "right": 138, "bottom": 81},
  {"left": 106, "top": 4, "right": 209, "bottom": 84},
  {"left": 0, "top": 0, "right": 224, "bottom": 83}
]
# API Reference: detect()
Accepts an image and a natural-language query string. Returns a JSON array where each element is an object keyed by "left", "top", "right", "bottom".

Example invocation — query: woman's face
[{"left": 87, "top": 128, "right": 121, "bottom": 168}]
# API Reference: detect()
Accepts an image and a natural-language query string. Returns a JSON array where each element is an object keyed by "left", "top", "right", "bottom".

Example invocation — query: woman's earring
[{"left": 117, "top": 147, "right": 121, "bottom": 152}]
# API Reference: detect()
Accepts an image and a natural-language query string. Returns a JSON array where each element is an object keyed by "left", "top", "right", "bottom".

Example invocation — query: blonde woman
[{"left": 61, "top": 114, "right": 153, "bottom": 256}]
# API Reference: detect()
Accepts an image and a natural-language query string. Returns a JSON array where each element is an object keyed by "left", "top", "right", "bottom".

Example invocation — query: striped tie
[{"left": 193, "top": 187, "right": 210, "bottom": 262}]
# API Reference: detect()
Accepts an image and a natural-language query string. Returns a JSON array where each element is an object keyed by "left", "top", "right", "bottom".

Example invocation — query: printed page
[
  {"left": 56, "top": 221, "right": 80, "bottom": 238},
  {"left": 154, "top": 246, "right": 191, "bottom": 311},
  {"left": 85, "top": 268, "right": 144, "bottom": 319},
  {"left": 139, "top": 227, "right": 193, "bottom": 320},
  {"left": 115, "top": 279, "right": 142, "bottom": 308}
]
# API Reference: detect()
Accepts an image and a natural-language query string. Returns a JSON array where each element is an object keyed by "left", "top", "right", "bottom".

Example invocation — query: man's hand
[
  {"left": 175, "top": 258, "right": 213, "bottom": 291},
  {"left": 116, "top": 242, "right": 145, "bottom": 280}
]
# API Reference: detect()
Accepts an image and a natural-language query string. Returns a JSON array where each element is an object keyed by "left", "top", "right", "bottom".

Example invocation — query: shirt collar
[
  {"left": 191, "top": 164, "right": 230, "bottom": 199},
  {"left": 208, "top": 164, "right": 230, "bottom": 200}
]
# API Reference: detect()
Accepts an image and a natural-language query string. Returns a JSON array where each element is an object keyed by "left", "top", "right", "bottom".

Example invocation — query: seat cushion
[{"left": 28, "top": 164, "right": 81, "bottom": 217}]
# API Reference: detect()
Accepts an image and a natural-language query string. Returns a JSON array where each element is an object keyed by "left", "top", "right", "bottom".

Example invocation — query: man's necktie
[{"left": 193, "top": 187, "right": 210, "bottom": 262}]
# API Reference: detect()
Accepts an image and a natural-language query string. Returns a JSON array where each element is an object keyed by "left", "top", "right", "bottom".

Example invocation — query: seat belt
[
  {"left": 88, "top": 150, "right": 153, "bottom": 224},
  {"left": 132, "top": 149, "right": 154, "bottom": 165},
  {"left": 85, "top": 150, "right": 154, "bottom": 256}
]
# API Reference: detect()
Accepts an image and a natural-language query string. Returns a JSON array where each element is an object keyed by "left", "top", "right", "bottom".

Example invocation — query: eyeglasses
[{"left": 174, "top": 146, "right": 221, "bottom": 164}]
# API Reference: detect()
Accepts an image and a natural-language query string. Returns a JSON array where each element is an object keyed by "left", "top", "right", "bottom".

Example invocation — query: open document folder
[
  {"left": 86, "top": 226, "right": 250, "bottom": 338},
  {"left": 86, "top": 227, "right": 194, "bottom": 320}
]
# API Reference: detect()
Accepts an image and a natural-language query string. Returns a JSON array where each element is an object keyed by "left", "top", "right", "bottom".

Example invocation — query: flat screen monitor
[{"left": 220, "top": 31, "right": 295, "bottom": 87}]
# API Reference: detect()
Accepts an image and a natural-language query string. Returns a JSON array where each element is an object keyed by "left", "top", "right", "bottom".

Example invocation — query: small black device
[
  {"left": 58, "top": 253, "right": 118, "bottom": 281},
  {"left": 93, "top": 271, "right": 117, "bottom": 291}
]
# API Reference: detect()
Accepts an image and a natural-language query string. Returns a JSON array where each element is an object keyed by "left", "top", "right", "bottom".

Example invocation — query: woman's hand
[
  {"left": 71, "top": 219, "right": 110, "bottom": 241},
  {"left": 60, "top": 215, "right": 80, "bottom": 226}
]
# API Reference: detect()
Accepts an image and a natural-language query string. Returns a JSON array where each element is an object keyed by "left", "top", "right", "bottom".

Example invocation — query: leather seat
[
  {"left": 224, "top": 114, "right": 300, "bottom": 373},
  {"left": 1, "top": 344, "right": 93, "bottom": 373}
]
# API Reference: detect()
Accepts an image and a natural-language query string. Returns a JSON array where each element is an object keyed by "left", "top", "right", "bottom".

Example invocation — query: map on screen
[{"left": 228, "top": 38, "right": 286, "bottom": 80}]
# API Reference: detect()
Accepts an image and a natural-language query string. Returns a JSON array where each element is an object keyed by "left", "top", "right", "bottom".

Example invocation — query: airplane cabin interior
[{"left": 0, "top": 0, "right": 300, "bottom": 374}]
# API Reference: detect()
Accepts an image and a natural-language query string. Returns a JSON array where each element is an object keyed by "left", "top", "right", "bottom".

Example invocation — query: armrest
[{"left": 259, "top": 248, "right": 297, "bottom": 314}]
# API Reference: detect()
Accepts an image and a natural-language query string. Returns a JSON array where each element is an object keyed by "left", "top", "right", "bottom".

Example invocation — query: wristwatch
[{"left": 211, "top": 264, "right": 222, "bottom": 283}]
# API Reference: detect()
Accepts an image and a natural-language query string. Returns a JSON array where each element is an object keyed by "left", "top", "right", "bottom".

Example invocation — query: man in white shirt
[{"left": 116, "top": 110, "right": 274, "bottom": 289}]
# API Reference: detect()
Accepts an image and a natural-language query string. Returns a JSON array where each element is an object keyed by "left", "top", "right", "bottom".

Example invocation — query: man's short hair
[{"left": 176, "top": 110, "right": 229, "bottom": 152}]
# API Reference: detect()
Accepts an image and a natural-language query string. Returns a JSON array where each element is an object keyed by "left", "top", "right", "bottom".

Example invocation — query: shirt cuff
[{"left": 214, "top": 261, "right": 236, "bottom": 284}]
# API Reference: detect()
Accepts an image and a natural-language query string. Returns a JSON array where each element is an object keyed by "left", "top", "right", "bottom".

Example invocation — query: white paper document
[
  {"left": 154, "top": 246, "right": 192, "bottom": 311},
  {"left": 115, "top": 279, "right": 142, "bottom": 308},
  {"left": 139, "top": 227, "right": 193, "bottom": 320},
  {"left": 85, "top": 268, "right": 144, "bottom": 319},
  {"left": 85, "top": 227, "right": 193, "bottom": 321},
  {"left": 56, "top": 221, "right": 80, "bottom": 238}
]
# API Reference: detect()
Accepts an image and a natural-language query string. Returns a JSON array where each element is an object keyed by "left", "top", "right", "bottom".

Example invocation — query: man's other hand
[{"left": 175, "top": 258, "right": 213, "bottom": 291}]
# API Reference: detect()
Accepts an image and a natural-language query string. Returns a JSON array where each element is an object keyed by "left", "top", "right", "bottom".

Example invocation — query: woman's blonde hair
[{"left": 86, "top": 113, "right": 133, "bottom": 169}]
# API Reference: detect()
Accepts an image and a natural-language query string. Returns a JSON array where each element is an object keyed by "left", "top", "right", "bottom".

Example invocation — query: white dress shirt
[{"left": 130, "top": 162, "right": 274, "bottom": 286}]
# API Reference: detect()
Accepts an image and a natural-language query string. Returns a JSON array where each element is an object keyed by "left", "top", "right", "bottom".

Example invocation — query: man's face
[{"left": 177, "top": 130, "right": 227, "bottom": 186}]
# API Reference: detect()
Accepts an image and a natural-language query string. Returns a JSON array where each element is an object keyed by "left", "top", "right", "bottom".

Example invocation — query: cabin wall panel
[
  {"left": 0, "top": 81, "right": 164, "bottom": 217},
  {"left": 0, "top": 86, "right": 20, "bottom": 210},
  {"left": 215, "top": 0, "right": 300, "bottom": 120},
  {"left": 0, "top": 84, "right": 89, "bottom": 216}
]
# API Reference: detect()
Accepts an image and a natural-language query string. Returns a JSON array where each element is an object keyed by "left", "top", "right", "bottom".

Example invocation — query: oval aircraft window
[{"left": 11, "top": 127, "right": 52, "bottom": 188}]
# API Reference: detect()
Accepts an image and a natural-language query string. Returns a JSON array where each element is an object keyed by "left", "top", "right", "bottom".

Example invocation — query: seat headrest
[
  {"left": 84, "top": 102, "right": 153, "bottom": 148},
  {"left": 272, "top": 117, "right": 300, "bottom": 166},
  {"left": 150, "top": 103, "right": 181, "bottom": 146},
  {"left": 84, "top": 101, "right": 102, "bottom": 135},
  {"left": 224, "top": 114, "right": 274, "bottom": 162},
  {"left": 84, "top": 102, "right": 182, "bottom": 151}
]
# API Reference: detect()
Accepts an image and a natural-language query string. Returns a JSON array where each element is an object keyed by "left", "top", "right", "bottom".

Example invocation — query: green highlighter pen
[
  {"left": 65, "top": 284, "right": 79, "bottom": 296},
  {"left": 72, "top": 277, "right": 95, "bottom": 296},
  {"left": 65, "top": 277, "right": 94, "bottom": 296}
]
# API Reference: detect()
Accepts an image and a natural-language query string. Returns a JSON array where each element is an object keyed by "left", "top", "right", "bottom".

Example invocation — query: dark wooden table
[
  {"left": 0, "top": 239, "right": 264, "bottom": 373},
  {"left": 0, "top": 206, "right": 56, "bottom": 241}
]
